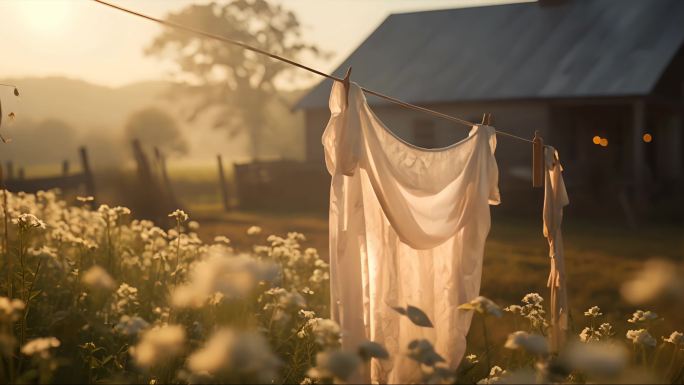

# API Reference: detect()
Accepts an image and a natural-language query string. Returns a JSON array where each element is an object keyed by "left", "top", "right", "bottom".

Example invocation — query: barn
[{"left": 294, "top": 0, "right": 684, "bottom": 219}]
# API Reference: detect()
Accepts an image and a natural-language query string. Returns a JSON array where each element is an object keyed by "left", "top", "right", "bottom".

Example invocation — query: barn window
[{"left": 413, "top": 120, "right": 436, "bottom": 148}]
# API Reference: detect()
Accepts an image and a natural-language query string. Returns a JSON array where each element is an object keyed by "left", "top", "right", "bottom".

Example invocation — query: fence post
[
  {"left": 62, "top": 160, "right": 70, "bottom": 177},
  {"left": 217, "top": 154, "right": 230, "bottom": 212},
  {"left": 17, "top": 167, "right": 24, "bottom": 180},
  {"left": 131, "top": 139, "right": 153, "bottom": 184},
  {"left": 154, "top": 146, "right": 177, "bottom": 206},
  {"left": 5, "top": 161, "right": 13, "bottom": 180},
  {"left": 79, "top": 146, "right": 96, "bottom": 206}
]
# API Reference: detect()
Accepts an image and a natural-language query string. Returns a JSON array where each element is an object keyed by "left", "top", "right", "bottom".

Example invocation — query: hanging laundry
[
  {"left": 323, "top": 81, "right": 500, "bottom": 383},
  {"left": 543, "top": 146, "right": 569, "bottom": 352}
]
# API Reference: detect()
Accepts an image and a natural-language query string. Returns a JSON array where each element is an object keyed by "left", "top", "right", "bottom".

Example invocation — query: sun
[{"left": 16, "top": 0, "right": 73, "bottom": 35}]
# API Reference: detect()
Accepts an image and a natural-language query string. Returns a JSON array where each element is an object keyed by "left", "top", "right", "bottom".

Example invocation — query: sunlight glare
[{"left": 16, "top": 0, "right": 73, "bottom": 36}]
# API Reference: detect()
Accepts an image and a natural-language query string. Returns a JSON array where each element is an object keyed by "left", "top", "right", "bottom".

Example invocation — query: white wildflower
[
  {"left": 305, "top": 318, "right": 341, "bottom": 347},
  {"left": 626, "top": 329, "right": 657, "bottom": 347},
  {"left": 76, "top": 196, "right": 94, "bottom": 202},
  {"left": 504, "top": 331, "right": 549, "bottom": 355},
  {"left": 21, "top": 337, "right": 60, "bottom": 359},
  {"left": 172, "top": 252, "right": 279, "bottom": 308},
  {"left": 0, "top": 297, "right": 26, "bottom": 323},
  {"left": 309, "top": 268, "right": 329, "bottom": 284},
  {"left": 299, "top": 309, "right": 316, "bottom": 320},
  {"left": 187, "top": 329, "right": 280, "bottom": 382},
  {"left": 28, "top": 246, "right": 58, "bottom": 259},
  {"left": 129, "top": 325, "right": 186, "bottom": 370},
  {"left": 82, "top": 265, "right": 116, "bottom": 291},
  {"left": 522, "top": 293, "right": 544, "bottom": 305},
  {"left": 621, "top": 259, "right": 684, "bottom": 304},
  {"left": 13, "top": 213, "right": 46, "bottom": 230},
  {"left": 112, "top": 206, "right": 131, "bottom": 217},
  {"left": 168, "top": 209, "right": 188, "bottom": 222},
  {"left": 580, "top": 327, "right": 600, "bottom": 343},
  {"left": 584, "top": 306, "right": 602, "bottom": 318},
  {"left": 465, "top": 354, "right": 479, "bottom": 365},
  {"left": 663, "top": 331, "right": 684, "bottom": 345},
  {"left": 114, "top": 315, "right": 149, "bottom": 336},
  {"left": 627, "top": 310, "right": 658, "bottom": 324},
  {"left": 598, "top": 323, "right": 614, "bottom": 339},
  {"left": 477, "top": 366, "right": 507, "bottom": 384},
  {"left": 246, "top": 225, "right": 262, "bottom": 235},
  {"left": 213, "top": 236, "right": 231, "bottom": 245},
  {"left": 504, "top": 305, "right": 522, "bottom": 315},
  {"left": 112, "top": 283, "right": 139, "bottom": 315},
  {"left": 187, "top": 220, "right": 199, "bottom": 230},
  {"left": 512, "top": 293, "right": 549, "bottom": 330}
]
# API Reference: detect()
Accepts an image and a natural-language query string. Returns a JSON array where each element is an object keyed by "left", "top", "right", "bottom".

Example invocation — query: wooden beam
[
  {"left": 217, "top": 154, "right": 230, "bottom": 212},
  {"left": 79, "top": 146, "right": 96, "bottom": 207},
  {"left": 632, "top": 100, "right": 646, "bottom": 206}
]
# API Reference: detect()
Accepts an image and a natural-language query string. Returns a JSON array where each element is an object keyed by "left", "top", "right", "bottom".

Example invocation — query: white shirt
[{"left": 323, "top": 82, "right": 500, "bottom": 383}]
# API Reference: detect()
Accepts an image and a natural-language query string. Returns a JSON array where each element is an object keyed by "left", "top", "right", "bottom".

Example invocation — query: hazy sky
[{"left": 1, "top": 0, "right": 525, "bottom": 88}]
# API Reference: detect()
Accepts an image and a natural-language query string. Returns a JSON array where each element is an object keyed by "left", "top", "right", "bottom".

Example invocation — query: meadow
[{"left": 0, "top": 188, "right": 682, "bottom": 384}]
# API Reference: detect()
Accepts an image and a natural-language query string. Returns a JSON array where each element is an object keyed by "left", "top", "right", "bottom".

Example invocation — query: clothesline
[{"left": 91, "top": 0, "right": 535, "bottom": 145}]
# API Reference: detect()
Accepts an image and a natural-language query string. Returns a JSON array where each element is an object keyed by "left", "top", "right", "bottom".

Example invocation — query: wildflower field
[{"left": 0, "top": 189, "right": 682, "bottom": 384}]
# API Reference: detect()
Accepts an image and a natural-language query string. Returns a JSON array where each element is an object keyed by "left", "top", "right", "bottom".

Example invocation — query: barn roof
[{"left": 295, "top": 0, "right": 684, "bottom": 109}]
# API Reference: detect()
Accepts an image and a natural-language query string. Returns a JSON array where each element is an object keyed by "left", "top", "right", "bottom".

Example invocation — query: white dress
[{"left": 323, "top": 82, "right": 500, "bottom": 383}]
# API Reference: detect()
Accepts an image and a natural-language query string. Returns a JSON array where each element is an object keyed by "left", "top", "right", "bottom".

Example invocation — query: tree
[
  {"left": 146, "top": 0, "right": 326, "bottom": 159},
  {"left": 124, "top": 108, "right": 188, "bottom": 156},
  {"left": 0, "top": 118, "right": 79, "bottom": 166}
]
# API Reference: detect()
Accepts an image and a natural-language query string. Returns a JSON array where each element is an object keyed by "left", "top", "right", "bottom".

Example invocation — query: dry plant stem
[
  {"left": 481, "top": 315, "right": 491, "bottom": 374},
  {"left": 667, "top": 346, "right": 679, "bottom": 380},
  {"left": 24, "top": 259, "right": 43, "bottom": 328},
  {"left": 105, "top": 221, "right": 113, "bottom": 274},
  {"left": 3, "top": 189, "right": 10, "bottom": 298},
  {"left": 173, "top": 219, "right": 181, "bottom": 287},
  {"left": 652, "top": 344, "right": 665, "bottom": 369}
]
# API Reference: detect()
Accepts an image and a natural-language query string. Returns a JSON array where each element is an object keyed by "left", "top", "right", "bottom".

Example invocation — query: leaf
[
  {"left": 358, "top": 341, "right": 389, "bottom": 361},
  {"left": 391, "top": 305, "right": 433, "bottom": 327},
  {"left": 101, "top": 355, "right": 114, "bottom": 365},
  {"left": 406, "top": 305, "right": 433, "bottom": 328},
  {"left": 8, "top": 112, "right": 15, "bottom": 121},
  {"left": 13, "top": 88, "right": 19, "bottom": 97},
  {"left": 391, "top": 306, "right": 406, "bottom": 316}
]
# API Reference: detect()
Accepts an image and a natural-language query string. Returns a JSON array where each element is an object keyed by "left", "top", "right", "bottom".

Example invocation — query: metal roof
[{"left": 295, "top": 0, "right": 684, "bottom": 109}]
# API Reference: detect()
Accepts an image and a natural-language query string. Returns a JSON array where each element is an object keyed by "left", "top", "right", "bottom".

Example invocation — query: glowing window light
[
  {"left": 599, "top": 138, "right": 608, "bottom": 147},
  {"left": 643, "top": 133, "right": 652, "bottom": 143},
  {"left": 592, "top": 136, "right": 601, "bottom": 145}
]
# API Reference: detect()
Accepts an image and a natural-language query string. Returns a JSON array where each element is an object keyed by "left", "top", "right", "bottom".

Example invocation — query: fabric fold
[
  {"left": 543, "top": 146, "right": 569, "bottom": 352},
  {"left": 323, "top": 81, "right": 500, "bottom": 383}
]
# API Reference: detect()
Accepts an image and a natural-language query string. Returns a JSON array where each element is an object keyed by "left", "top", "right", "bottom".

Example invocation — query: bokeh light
[
  {"left": 592, "top": 136, "right": 601, "bottom": 145},
  {"left": 642, "top": 133, "right": 652, "bottom": 143},
  {"left": 599, "top": 138, "right": 608, "bottom": 147}
]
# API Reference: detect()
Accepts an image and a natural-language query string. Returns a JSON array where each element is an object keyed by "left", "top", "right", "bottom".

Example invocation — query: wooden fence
[
  {"left": 2, "top": 146, "right": 96, "bottom": 203},
  {"left": 233, "top": 160, "right": 329, "bottom": 210}
]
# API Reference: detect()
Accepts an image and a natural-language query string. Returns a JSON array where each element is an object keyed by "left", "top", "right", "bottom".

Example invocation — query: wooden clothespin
[
  {"left": 532, "top": 130, "right": 544, "bottom": 188},
  {"left": 480, "top": 113, "right": 493, "bottom": 126},
  {"left": 342, "top": 67, "right": 352, "bottom": 107}
]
